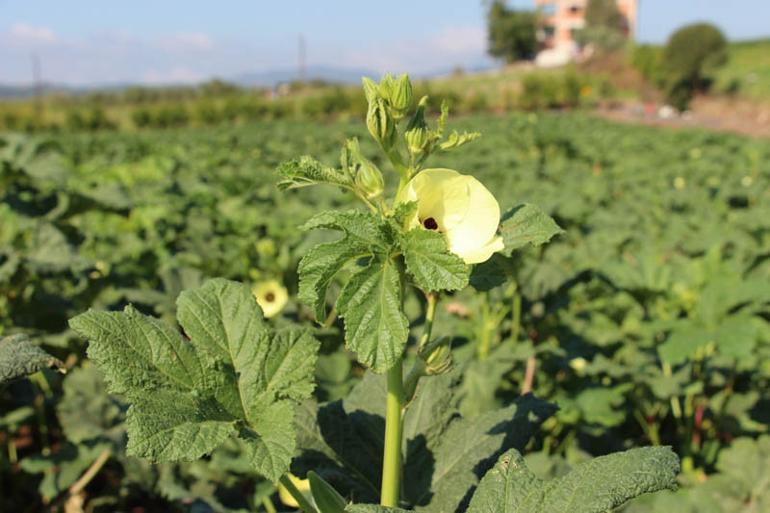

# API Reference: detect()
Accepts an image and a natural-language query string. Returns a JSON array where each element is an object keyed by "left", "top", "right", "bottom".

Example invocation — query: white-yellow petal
[
  {"left": 456, "top": 235, "right": 504, "bottom": 264},
  {"left": 252, "top": 279, "right": 289, "bottom": 318},
  {"left": 399, "top": 168, "right": 503, "bottom": 264},
  {"left": 278, "top": 474, "right": 311, "bottom": 508}
]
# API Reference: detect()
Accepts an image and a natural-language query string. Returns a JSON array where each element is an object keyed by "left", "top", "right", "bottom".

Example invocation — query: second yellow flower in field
[
  {"left": 252, "top": 279, "right": 289, "bottom": 318},
  {"left": 398, "top": 168, "right": 504, "bottom": 264}
]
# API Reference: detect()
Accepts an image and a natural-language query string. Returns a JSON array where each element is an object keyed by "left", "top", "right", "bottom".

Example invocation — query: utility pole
[
  {"left": 32, "top": 53, "right": 44, "bottom": 122},
  {"left": 298, "top": 34, "right": 306, "bottom": 84}
]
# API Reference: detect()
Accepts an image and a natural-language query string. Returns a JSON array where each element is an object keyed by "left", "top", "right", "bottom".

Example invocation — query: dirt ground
[{"left": 596, "top": 96, "right": 770, "bottom": 139}]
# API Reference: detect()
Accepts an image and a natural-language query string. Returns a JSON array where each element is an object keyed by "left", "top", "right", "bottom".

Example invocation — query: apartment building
[{"left": 535, "top": 0, "right": 638, "bottom": 49}]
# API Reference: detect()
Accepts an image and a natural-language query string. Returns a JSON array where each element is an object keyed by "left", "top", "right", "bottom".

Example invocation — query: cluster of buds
[{"left": 363, "top": 74, "right": 413, "bottom": 149}]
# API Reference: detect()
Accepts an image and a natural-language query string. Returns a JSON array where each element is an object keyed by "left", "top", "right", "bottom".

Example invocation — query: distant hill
[{"left": 0, "top": 66, "right": 379, "bottom": 99}]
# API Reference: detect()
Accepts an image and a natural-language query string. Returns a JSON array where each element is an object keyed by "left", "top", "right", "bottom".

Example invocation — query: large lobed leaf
[
  {"left": 298, "top": 210, "right": 388, "bottom": 321},
  {"left": 467, "top": 446, "right": 679, "bottom": 513},
  {"left": 499, "top": 204, "right": 564, "bottom": 256},
  {"left": 69, "top": 278, "right": 319, "bottom": 481},
  {"left": 0, "top": 334, "right": 64, "bottom": 385},
  {"left": 336, "top": 255, "right": 410, "bottom": 373}
]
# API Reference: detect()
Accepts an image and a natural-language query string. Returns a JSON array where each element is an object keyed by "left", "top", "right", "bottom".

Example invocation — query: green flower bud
[
  {"left": 390, "top": 74, "right": 413, "bottom": 116},
  {"left": 362, "top": 77, "right": 379, "bottom": 104},
  {"left": 420, "top": 336, "right": 453, "bottom": 376},
  {"left": 355, "top": 159, "right": 384, "bottom": 199},
  {"left": 405, "top": 127, "right": 428, "bottom": 155},
  {"left": 367, "top": 98, "right": 395, "bottom": 148},
  {"left": 406, "top": 95, "right": 429, "bottom": 132},
  {"left": 378, "top": 73, "right": 395, "bottom": 102}
]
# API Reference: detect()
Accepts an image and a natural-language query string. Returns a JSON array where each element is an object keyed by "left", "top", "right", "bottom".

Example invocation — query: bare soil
[{"left": 596, "top": 95, "right": 770, "bottom": 139}]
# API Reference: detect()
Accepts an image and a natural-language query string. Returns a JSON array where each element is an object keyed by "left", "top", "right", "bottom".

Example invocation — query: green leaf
[
  {"left": 299, "top": 210, "right": 389, "bottom": 320},
  {"left": 469, "top": 254, "right": 510, "bottom": 292},
  {"left": 20, "top": 443, "right": 110, "bottom": 502},
  {"left": 277, "top": 155, "right": 353, "bottom": 191},
  {"left": 295, "top": 373, "right": 554, "bottom": 509},
  {"left": 69, "top": 278, "right": 320, "bottom": 481},
  {"left": 467, "top": 447, "right": 680, "bottom": 513},
  {"left": 400, "top": 229, "right": 469, "bottom": 292},
  {"left": 0, "top": 334, "right": 64, "bottom": 385},
  {"left": 336, "top": 255, "right": 409, "bottom": 372},
  {"left": 57, "top": 365, "right": 125, "bottom": 445},
  {"left": 413, "top": 394, "right": 556, "bottom": 512},
  {"left": 499, "top": 204, "right": 564, "bottom": 256},
  {"left": 309, "top": 471, "right": 348, "bottom": 513},
  {"left": 345, "top": 506, "right": 413, "bottom": 513}
]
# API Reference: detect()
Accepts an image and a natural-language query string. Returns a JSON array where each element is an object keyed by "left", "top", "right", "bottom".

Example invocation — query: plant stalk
[
  {"left": 69, "top": 448, "right": 111, "bottom": 496},
  {"left": 405, "top": 292, "right": 440, "bottom": 401},
  {"left": 279, "top": 474, "right": 317, "bottom": 513},
  {"left": 418, "top": 293, "right": 438, "bottom": 351},
  {"left": 381, "top": 359, "right": 404, "bottom": 507}
]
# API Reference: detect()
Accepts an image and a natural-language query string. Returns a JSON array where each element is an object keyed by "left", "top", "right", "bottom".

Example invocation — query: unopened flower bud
[
  {"left": 355, "top": 160, "right": 384, "bottom": 199},
  {"left": 421, "top": 336, "right": 453, "bottom": 375},
  {"left": 389, "top": 74, "right": 413, "bottom": 117},
  {"left": 377, "top": 74, "right": 395, "bottom": 102},
  {"left": 405, "top": 127, "right": 428, "bottom": 155},
  {"left": 362, "top": 77, "right": 379, "bottom": 104},
  {"left": 367, "top": 98, "right": 395, "bottom": 148}
]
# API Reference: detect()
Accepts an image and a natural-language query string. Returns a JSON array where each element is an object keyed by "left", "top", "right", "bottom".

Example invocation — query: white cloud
[
  {"left": 339, "top": 24, "right": 489, "bottom": 75},
  {"left": 7, "top": 22, "right": 56, "bottom": 44}
]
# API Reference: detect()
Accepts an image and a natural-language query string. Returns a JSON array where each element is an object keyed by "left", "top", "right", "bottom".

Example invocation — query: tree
[
  {"left": 575, "top": 0, "right": 628, "bottom": 51},
  {"left": 662, "top": 22, "right": 728, "bottom": 109},
  {"left": 585, "top": 0, "right": 625, "bottom": 30},
  {"left": 487, "top": 0, "right": 538, "bottom": 63}
]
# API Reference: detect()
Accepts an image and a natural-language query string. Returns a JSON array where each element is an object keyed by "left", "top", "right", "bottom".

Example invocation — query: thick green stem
[
  {"left": 381, "top": 360, "right": 404, "bottom": 507},
  {"left": 279, "top": 474, "right": 317, "bottom": 513}
]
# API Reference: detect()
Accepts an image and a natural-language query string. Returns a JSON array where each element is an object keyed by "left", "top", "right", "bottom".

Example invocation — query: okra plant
[{"left": 68, "top": 74, "right": 680, "bottom": 512}]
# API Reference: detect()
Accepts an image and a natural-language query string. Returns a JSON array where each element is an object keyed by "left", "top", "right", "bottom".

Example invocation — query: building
[{"left": 535, "top": 0, "right": 638, "bottom": 51}]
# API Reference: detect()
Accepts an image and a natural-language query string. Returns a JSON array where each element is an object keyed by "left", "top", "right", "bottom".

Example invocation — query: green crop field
[{"left": 2, "top": 110, "right": 769, "bottom": 512}]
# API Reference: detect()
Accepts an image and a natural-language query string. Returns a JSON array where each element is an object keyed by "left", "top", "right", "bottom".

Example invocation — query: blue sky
[{"left": 1, "top": 0, "right": 768, "bottom": 85}]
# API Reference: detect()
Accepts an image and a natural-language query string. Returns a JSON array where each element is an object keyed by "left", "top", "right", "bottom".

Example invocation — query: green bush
[
  {"left": 631, "top": 44, "right": 664, "bottom": 86},
  {"left": 66, "top": 107, "right": 115, "bottom": 131},
  {"left": 662, "top": 23, "right": 728, "bottom": 110},
  {"left": 519, "top": 72, "right": 587, "bottom": 110}
]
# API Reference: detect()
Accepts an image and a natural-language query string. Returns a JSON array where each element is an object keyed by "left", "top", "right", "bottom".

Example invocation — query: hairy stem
[
  {"left": 279, "top": 474, "right": 317, "bottom": 513},
  {"left": 381, "top": 359, "right": 404, "bottom": 507}
]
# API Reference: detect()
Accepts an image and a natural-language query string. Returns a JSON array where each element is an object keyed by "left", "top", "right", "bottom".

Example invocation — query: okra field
[{"left": 2, "top": 98, "right": 769, "bottom": 513}]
